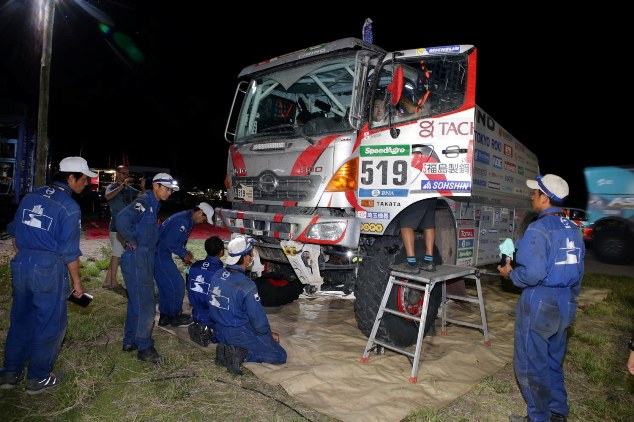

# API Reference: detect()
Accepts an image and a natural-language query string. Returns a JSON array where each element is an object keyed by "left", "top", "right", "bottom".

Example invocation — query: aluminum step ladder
[{"left": 360, "top": 265, "right": 490, "bottom": 383}]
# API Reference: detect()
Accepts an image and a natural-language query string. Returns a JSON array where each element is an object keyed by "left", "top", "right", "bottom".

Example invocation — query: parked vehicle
[
  {"left": 584, "top": 166, "right": 634, "bottom": 264},
  {"left": 216, "top": 38, "right": 540, "bottom": 346}
]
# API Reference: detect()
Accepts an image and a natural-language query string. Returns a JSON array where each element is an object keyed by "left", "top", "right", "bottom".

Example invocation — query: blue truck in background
[{"left": 584, "top": 166, "right": 634, "bottom": 265}]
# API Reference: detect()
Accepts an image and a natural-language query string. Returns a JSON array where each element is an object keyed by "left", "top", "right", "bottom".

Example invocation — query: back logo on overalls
[{"left": 21, "top": 205, "right": 52, "bottom": 230}]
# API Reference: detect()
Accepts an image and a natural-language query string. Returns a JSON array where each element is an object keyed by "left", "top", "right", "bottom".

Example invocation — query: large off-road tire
[
  {"left": 354, "top": 235, "right": 443, "bottom": 347},
  {"left": 592, "top": 227, "right": 634, "bottom": 265}
]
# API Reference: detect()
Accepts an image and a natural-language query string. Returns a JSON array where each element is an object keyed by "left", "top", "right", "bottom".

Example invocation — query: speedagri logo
[{"left": 360, "top": 145, "right": 410, "bottom": 157}]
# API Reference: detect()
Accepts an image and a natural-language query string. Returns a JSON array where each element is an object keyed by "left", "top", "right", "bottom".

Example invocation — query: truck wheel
[
  {"left": 355, "top": 235, "right": 442, "bottom": 347},
  {"left": 593, "top": 227, "right": 634, "bottom": 265}
]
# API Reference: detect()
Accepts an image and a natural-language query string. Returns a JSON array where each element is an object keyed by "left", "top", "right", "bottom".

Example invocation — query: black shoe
[
  {"left": 188, "top": 322, "right": 211, "bottom": 347},
  {"left": 226, "top": 345, "right": 248, "bottom": 375},
  {"left": 0, "top": 371, "right": 23, "bottom": 390},
  {"left": 122, "top": 343, "right": 138, "bottom": 352},
  {"left": 389, "top": 261, "right": 419, "bottom": 274},
  {"left": 215, "top": 343, "right": 228, "bottom": 367},
  {"left": 420, "top": 261, "right": 436, "bottom": 272},
  {"left": 25, "top": 374, "right": 60, "bottom": 395},
  {"left": 137, "top": 346, "right": 162, "bottom": 364},
  {"left": 170, "top": 312, "right": 193, "bottom": 327},
  {"left": 550, "top": 412, "right": 567, "bottom": 422},
  {"left": 158, "top": 313, "right": 170, "bottom": 327}
]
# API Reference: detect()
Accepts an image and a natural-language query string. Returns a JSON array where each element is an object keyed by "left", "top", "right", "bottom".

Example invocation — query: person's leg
[
  {"left": 27, "top": 257, "right": 68, "bottom": 380},
  {"left": 120, "top": 251, "right": 138, "bottom": 348},
  {"left": 134, "top": 248, "right": 156, "bottom": 352},
  {"left": 2, "top": 257, "right": 33, "bottom": 374},
  {"left": 548, "top": 295, "right": 577, "bottom": 419}
]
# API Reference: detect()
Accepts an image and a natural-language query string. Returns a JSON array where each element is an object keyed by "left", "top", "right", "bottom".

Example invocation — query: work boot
[
  {"left": 389, "top": 261, "right": 419, "bottom": 274},
  {"left": 0, "top": 370, "right": 23, "bottom": 390},
  {"left": 188, "top": 322, "right": 211, "bottom": 347},
  {"left": 138, "top": 346, "right": 162, "bottom": 364},
  {"left": 25, "top": 373, "right": 59, "bottom": 395},
  {"left": 122, "top": 343, "right": 138, "bottom": 352},
  {"left": 215, "top": 343, "right": 228, "bottom": 367},
  {"left": 550, "top": 412, "right": 567, "bottom": 422},
  {"left": 169, "top": 312, "right": 193, "bottom": 327},
  {"left": 420, "top": 260, "right": 436, "bottom": 272},
  {"left": 226, "top": 345, "right": 248, "bottom": 375},
  {"left": 158, "top": 313, "right": 170, "bottom": 327}
]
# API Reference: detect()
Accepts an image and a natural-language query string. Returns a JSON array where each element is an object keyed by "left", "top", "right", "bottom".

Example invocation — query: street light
[{"left": 35, "top": 0, "right": 55, "bottom": 187}]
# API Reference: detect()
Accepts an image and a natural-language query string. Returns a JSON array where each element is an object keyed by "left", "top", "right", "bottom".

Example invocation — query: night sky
[{"left": 0, "top": 1, "right": 622, "bottom": 207}]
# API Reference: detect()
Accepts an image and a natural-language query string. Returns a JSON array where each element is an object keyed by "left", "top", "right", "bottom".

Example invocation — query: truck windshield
[
  {"left": 235, "top": 55, "right": 357, "bottom": 141},
  {"left": 371, "top": 53, "right": 469, "bottom": 127}
]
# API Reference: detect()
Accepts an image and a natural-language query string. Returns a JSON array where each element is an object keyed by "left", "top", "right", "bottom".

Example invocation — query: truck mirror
[{"left": 387, "top": 66, "right": 404, "bottom": 106}]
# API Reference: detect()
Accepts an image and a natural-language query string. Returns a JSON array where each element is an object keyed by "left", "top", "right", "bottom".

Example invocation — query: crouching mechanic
[
  {"left": 155, "top": 202, "right": 214, "bottom": 327},
  {"left": 186, "top": 236, "right": 225, "bottom": 346},
  {"left": 209, "top": 235, "right": 287, "bottom": 374}
]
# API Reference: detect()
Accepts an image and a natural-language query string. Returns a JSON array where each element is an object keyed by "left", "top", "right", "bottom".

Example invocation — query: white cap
[
  {"left": 197, "top": 202, "right": 214, "bottom": 225},
  {"left": 59, "top": 156, "right": 97, "bottom": 178},
  {"left": 225, "top": 235, "right": 255, "bottom": 265},
  {"left": 152, "top": 173, "right": 179, "bottom": 191},
  {"left": 526, "top": 174, "right": 569, "bottom": 202}
]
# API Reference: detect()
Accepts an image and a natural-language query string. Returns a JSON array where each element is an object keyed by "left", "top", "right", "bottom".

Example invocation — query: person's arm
[
  {"left": 67, "top": 258, "right": 85, "bottom": 297},
  {"left": 245, "top": 286, "right": 272, "bottom": 336},
  {"left": 159, "top": 214, "right": 190, "bottom": 259},
  {"left": 508, "top": 227, "right": 549, "bottom": 288},
  {"left": 116, "top": 197, "right": 145, "bottom": 248}
]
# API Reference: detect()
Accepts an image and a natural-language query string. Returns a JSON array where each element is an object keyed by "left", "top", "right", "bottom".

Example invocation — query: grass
[{"left": 1, "top": 239, "right": 633, "bottom": 421}]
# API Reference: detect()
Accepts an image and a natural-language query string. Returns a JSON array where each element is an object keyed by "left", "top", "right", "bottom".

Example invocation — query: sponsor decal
[
  {"left": 474, "top": 167, "right": 487, "bottom": 176},
  {"left": 358, "top": 211, "right": 391, "bottom": 219},
  {"left": 504, "top": 144, "right": 513, "bottom": 157},
  {"left": 459, "top": 228, "right": 475, "bottom": 238},
  {"left": 504, "top": 161, "right": 517, "bottom": 172},
  {"left": 458, "top": 238, "right": 474, "bottom": 248},
  {"left": 377, "top": 201, "right": 401, "bottom": 207},
  {"left": 427, "top": 45, "right": 461, "bottom": 54},
  {"left": 361, "top": 223, "right": 384, "bottom": 232},
  {"left": 474, "top": 150, "right": 490, "bottom": 165},
  {"left": 359, "top": 188, "right": 409, "bottom": 197},
  {"left": 473, "top": 178, "right": 487, "bottom": 187},
  {"left": 488, "top": 181, "right": 500, "bottom": 190},
  {"left": 517, "top": 166, "right": 525, "bottom": 175},
  {"left": 423, "top": 163, "right": 471, "bottom": 174},
  {"left": 458, "top": 249, "right": 473, "bottom": 259},
  {"left": 492, "top": 155, "right": 503, "bottom": 169},
  {"left": 360, "top": 145, "right": 410, "bottom": 157},
  {"left": 421, "top": 180, "right": 471, "bottom": 191}
]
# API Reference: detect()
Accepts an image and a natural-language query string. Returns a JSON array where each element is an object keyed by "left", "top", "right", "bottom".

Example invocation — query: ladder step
[
  {"left": 373, "top": 339, "right": 416, "bottom": 359},
  {"left": 380, "top": 307, "right": 422, "bottom": 322}
]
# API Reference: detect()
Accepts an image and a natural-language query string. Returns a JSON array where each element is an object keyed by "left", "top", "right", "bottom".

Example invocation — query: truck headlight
[{"left": 306, "top": 222, "right": 347, "bottom": 241}]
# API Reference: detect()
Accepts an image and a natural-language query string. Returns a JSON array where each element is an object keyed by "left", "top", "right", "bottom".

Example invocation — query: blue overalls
[
  {"left": 154, "top": 210, "right": 192, "bottom": 316},
  {"left": 209, "top": 266, "right": 287, "bottom": 364},
  {"left": 116, "top": 192, "right": 161, "bottom": 352},
  {"left": 510, "top": 207, "right": 585, "bottom": 422},
  {"left": 187, "top": 255, "right": 223, "bottom": 326},
  {"left": 2, "top": 183, "right": 81, "bottom": 380}
]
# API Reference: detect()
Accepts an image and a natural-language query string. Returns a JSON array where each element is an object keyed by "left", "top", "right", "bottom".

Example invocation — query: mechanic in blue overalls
[
  {"left": 116, "top": 173, "right": 177, "bottom": 363},
  {"left": 186, "top": 236, "right": 225, "bottom": 346},
  {"left": 0, "top": 157, "right": 95, "bottom": 393},
  {"left": 154, "top": 202, "right": 214, "bottom": 327},
  {"left": 498, "top": 174, "right": 585, "bottom": 422},
  {"left": 209, "top": 235, "right": 287, "bottom": 375}
]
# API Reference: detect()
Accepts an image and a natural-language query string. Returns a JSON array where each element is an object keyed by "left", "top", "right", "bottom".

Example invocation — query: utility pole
[{"left": 35, "top": 0, "right": 55, "bottom": 187}]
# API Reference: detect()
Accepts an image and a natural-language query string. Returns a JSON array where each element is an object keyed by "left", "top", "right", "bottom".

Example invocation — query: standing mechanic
[
  {"left": 209, "top": 235, "right": 287, "bottom": 375},
  {"left": 498, "top": 174, "right": 585, "bottom": 422},
  {"left": 116, "top": 173, "right": 178, "bottom": 363},
  {"left": 0, "top": 157, "right": 96, "bottom": 393},
  {"left": 186, "top": 236, "right": 225, "bottom": 346},
  {"left": 103, "top": 165, "right": 145, "bottom": 290},
  {"left": 155, "top": 202, "right": 214, "bottom": 327}
]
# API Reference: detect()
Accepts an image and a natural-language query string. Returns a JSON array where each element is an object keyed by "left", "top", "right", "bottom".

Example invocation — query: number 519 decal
[{"left": 360, "top": 160, "right": 408, "bottom": 186}]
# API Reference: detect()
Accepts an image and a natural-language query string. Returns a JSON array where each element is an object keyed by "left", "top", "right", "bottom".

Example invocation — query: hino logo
[{"left": 259, "top": 172, "right": 278, "bottom": 194}]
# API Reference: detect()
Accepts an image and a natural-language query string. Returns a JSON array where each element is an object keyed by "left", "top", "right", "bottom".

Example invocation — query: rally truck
[
  {"left": 584, "top": 165, "right": 634, "bottom": 264},
  {"left": 215, "top": 38, "right": 539, "bottom": 347}
]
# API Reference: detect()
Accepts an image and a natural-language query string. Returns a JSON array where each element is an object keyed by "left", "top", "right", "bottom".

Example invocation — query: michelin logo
[
  {"left": 427, "top": 45, "right": 461, "bottom": 54},
  {"left": 421, "top": 180, "right": 471, "bottom": 191}
]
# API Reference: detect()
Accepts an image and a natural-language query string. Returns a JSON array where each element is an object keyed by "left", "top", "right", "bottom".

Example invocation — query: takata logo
[{"left": 427, "top": 45, "right": 461, "bottom": 54}]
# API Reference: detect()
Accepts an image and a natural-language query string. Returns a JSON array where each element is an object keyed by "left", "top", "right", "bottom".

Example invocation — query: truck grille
[{"left": 233, "top": 174, "right": 321, "bottom": 201}]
